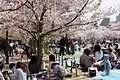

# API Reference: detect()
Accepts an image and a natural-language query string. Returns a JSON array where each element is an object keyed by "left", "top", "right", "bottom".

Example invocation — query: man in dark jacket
[{"left": 59, "top": 37, "right": 66, "bottom": 56}]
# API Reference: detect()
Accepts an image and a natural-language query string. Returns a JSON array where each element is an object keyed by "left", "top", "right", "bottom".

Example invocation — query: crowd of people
[
  {"left": 79, "top": 39, "right": 120, "bottom": 76},
  {"left": 0, "top": 54, "right": 68, "bottom": 80},
  {"left": 48, "top": 36, "right": 120, "bottom": 77},
  {"left": 1, "top": 36, "right": 120, "bottom": 80}
]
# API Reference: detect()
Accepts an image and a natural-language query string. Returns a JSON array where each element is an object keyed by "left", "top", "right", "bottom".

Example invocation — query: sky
[
  {"left": 102, "top": 0, "right": 120, "bottom": 7},
  {"left": 102, "top": 0, "right": 120, "bottom": 21}
]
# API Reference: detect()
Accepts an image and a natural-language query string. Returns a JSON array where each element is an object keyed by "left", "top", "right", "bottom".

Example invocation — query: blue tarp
[
  {"left": 75, "top": 51, "right": 83, "bottom": 55},
  {"left": 74, "top": 41, "right": 78, "bottom": 44},
  {"left": 56, "top": 51, "right": 82, "bottom": 63},
  {"left": 93, "top": 70, "right": 120, "bottom": 80}
]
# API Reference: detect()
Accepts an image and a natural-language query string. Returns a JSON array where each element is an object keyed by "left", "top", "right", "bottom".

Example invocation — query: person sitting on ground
[
  {"left": 94, "top": 45, "right": 103, "bottom": 62},
  {"left": 80, "top": 48, "right": 94, "bottom": 72},
  {"left": 94, "top": 53, "right": 111, "bottom": 76},
  {"left": 80, "top": 49, "right": 87, "bottom": 72},
  {"left": 9, "top": 63, "right": 16, "bottom": 80},
  {"left": 107, "top": 48, "right": 117, "bottom": 69},
  {"left": 48, "top": 54, "right": 67, "bottom": 80},
  {"left": 84, "top": 48, "right": 94, "bottom": 70},
  {"left": 0, "top": 59, "right": 5, "bottom": 80},
  {"left": 107, "top": 48, "right": 117, "bottom": 62},
  {"left": 9, "top": 63, "right": 16, "bottom": 73},
  {"left": 15, "top": 62, "right": 27, "bottom": 80},
  {"left": 115, "top": 54, "right": 120, "bottom": 69},
  {"left": 2, "top": 71, "right": 10, "bottom": 80},
  {"left": 94, "top": 48, "right": 117, "bottom": 71},
  {"left": 115, "top": 49, "right": 120, "bottom": 59}
]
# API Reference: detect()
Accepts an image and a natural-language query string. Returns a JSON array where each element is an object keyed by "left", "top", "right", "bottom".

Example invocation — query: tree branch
[
  {"left": 25, "top": 1, "right": 46, "bottom": 33},
  {"left": 25, "top": 1, "right": 39, "bottom": 22},
  {"left": 16, "top": 25, "right": 37, "bottom": 41},
  {"left": 42, "top": 27, "right": 62, "bottom": 37},
  {"left": 0, "top": 1, "right": 28, "bottom": 12},
  {"left": 42, "top": 19, "right": 99, "bottom": 37},
  {"left": 40, "top": 6, "right": 47, "bottom": 21},
  {"left": 64, "top": 0, "right": 89, "bottom": 26}
]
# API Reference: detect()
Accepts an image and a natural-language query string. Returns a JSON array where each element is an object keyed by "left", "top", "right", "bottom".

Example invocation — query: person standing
[
  {"left": 107, "top": 48, "right": 117, "bottom": 62},
  {"left": 107, "top": 48, "right": 117, "bottom": 69},
  {"left": 59, "top": 37, "right": 66, "bottom": 56},
  {"left": 64, "top": 34, "right": 70, "bottom": 54},
  {"left": 70, "top": 40, "right": 75, "bottom": 55},
  {"left": 9, "top": 41, "right": 14, "bottom": 57},
  {"left": 28, "top": 56, "right": 39, "bottom": 74},
  {"left": 80, "top": 49, "right": 87, "bottom": 72}
]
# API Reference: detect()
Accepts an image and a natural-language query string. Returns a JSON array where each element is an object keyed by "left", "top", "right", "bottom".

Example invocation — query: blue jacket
[{"left": 103, "top": 54, "right": 111, "bottom": 75}]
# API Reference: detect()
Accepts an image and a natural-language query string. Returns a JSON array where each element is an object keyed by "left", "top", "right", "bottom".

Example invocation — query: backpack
[{"left": 51, "top": 63, "right": 67, "bottom": 78}]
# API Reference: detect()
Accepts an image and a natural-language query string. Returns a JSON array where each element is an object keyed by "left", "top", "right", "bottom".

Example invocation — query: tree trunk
[
  {"left": 6, "top": 30, "right": 9, "bottom": 64},
  {"left": 37, "top": 35, "right": 43, "bottom": 71}
]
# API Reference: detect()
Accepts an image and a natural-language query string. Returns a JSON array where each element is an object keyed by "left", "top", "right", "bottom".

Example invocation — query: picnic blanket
[
  {"left": 93, "top": 70, "right": 120, "bottom": 80},
  {"left": 75, "top": 51, "right": 83, "bottom": 55}
]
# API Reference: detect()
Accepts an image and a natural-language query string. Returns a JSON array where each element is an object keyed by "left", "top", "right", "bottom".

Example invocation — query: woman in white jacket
[
  {"left": 15, "top": 62, "right": 27, "bottom": 80},
  {"left": 94, "top": 45, "right": 103, "bottom": 62}
]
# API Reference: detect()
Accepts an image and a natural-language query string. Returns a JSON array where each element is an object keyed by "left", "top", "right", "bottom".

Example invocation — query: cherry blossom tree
[
  {"left": 73, "top": 22, "right": 120, "bottom": 40},
  {"left": 0, "top": 0, "right": 115, "bottom": 70}
]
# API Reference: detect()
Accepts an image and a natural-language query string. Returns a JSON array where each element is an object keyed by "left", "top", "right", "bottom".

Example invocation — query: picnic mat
[
  {"left": 93, "top": 70, "right": 120, "bottom": 80},
  {"left": 75, "top": 51, "right": 83, "bottom": 55}
]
